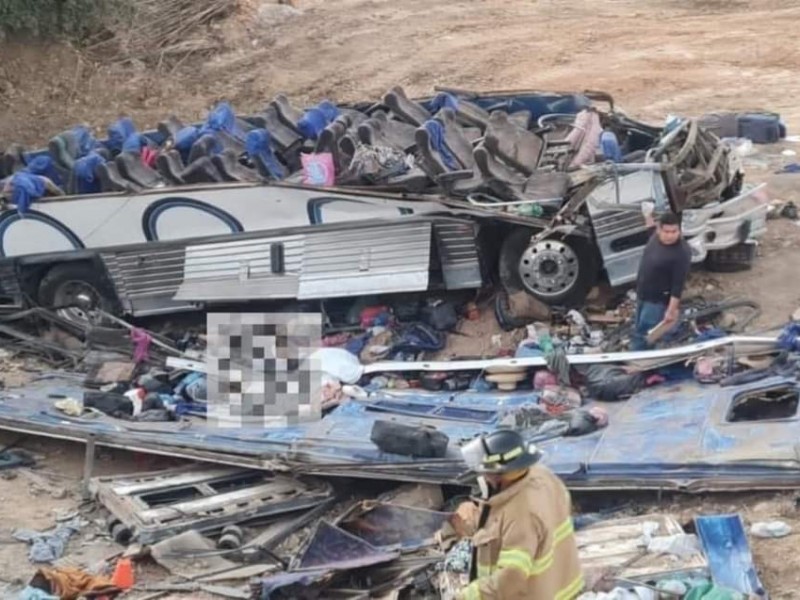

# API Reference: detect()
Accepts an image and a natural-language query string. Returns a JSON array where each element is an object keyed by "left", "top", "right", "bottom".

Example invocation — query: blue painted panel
[{"left": 696, "top": 514, "right": 767, "bottom": 597}]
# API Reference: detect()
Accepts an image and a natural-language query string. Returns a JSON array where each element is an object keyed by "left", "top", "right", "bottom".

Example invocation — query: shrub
[{"left": 0, "top": 0, "right": 131, "bottom": 40}]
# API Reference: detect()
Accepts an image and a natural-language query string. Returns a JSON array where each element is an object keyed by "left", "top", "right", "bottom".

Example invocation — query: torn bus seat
[
  {"left": 246, "top": 129, "right": 288, "bottom": 180},
  {"left": 115, "top": 151, "right": 164, "bottom": 188},
  {"left": 181, "top": 156, "right": 225, "bottom": 184},
  {"left": 211, "top": 149, "right": 261, "bottom": 183},
  {"left": 157, "top": 115, "right": 185, "bottom": 144},
  {"left": 187, "top": 134, "right": 222, "bottom": 164},
  {"left": 155, "top": 150, "right": 185, "bottom": 185},
  {"left": 383, "top": 85, "right": 431, "bottom": 126},
  {"left": 1, "top": 143, "right": 26, "bottom": 177},
  {"left": 156, "top": 150, "right": 224, "bottom": 185},
  {"left": 431, "top": 91, "right": 491, "bottom": 131},
  {"left": 435, "top": 108, "right": 476, "bottom": 168},
  {"left": 484, "top": 110, "right": 545, "bottom": 176},
  {"left": 215, "top": 130, "right": 246, "bottom": 155},
  {"left": 271, "top": 93, "right": 306, "bottom": 133},
  {"left": 358, "top": 111, "right": 417, "bottom": 152},
  {"left": 315, "top": 116, "right": 354, "bottom": 176},
  {"left": 106, "top": 117, "right": 137, "bottom": 154},
  {"left": 24, "top": 154, "right": 63, "bottom": 188},
  {"left": 69, "top": 151, "right": 107, "bottom": 195},
  {"left": 96, "top": 160, "right": 140, "bottom": 193},
  {"left": 438, "top": 106, "right": 482, "bottom": 143},
  {"left": 252, "top": 105, "right": 303, "bottom": 153},
  {"left": 415, "top": 125, "right": 484, "bottom": 195},
  {"left": 474, "top": 145, "right": 569, "bottom": 202},
  {"left": 48, "top": 130, "right": 83, "bottom": 176},
  {"left": 417, "top": 120, "right": 460, "bottom": 174},
  {"left": 297, "top": 101, "right": 341, "bottom": 140}
]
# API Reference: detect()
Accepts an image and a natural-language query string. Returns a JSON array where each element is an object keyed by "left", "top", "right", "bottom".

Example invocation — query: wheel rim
[
  {"left": 52, "top": 279, "right": 107, "bottom": 326},
  {"left": 518, "top": 239, "right": 579, "bottom": 298}
]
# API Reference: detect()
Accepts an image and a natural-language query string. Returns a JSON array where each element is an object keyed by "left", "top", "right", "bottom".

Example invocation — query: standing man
[
  {"left": 452, "top": 429, "right": 583, "bottom": 600},
  {"left": 632, "top": 206, "right": 692, "bottom": 351}
]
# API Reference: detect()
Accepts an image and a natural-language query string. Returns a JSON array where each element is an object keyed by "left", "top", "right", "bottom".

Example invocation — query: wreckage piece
[
  {"left": 695, "top": 515, "right": 767, "bottom": 597},
  {"left": 362, "top": 335, "right": 778, "bottom": 374},
  {"left": 543, "top": 376, "right": 800, "bottom": 492},
  {"left": 337, "top": 502, "right": 451, "bottom": 551},
  {"left": 150, "top": 529, "right": 241, "bottom": 580},
  {"left": 576, "top": 514, "right": 707, "bottom": 583},
  {"left": 294, "top": 520, "right": 399, "bottom": 571},
  {"left": 89, "top": 466, "right": 333, "bottom": 544}
]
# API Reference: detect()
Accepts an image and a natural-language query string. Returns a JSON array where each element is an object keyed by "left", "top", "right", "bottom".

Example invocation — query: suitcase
[
  {"left": 737, "top": 113, "right": 782, "bottom": 144},
  {"left": 370, "top": 420, "right": 449, "bottom": 458}
]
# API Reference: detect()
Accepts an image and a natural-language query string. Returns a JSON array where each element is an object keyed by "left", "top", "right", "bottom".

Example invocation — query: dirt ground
[{"left": 3, "top": 0, "right": 800, "bottom": 597}]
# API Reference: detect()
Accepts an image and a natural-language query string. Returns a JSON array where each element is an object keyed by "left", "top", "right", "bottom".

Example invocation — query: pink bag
[{"left": 302, "top": 152, "right": 335, "bottom": 186}]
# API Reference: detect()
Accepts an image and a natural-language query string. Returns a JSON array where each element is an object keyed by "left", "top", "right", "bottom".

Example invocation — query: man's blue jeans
[{"left": 631, "top": 301, "right": 667, "bottom": 351}]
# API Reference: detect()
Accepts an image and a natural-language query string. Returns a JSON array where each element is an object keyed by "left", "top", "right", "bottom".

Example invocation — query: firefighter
[{"left": 455, "top": 429, "right": 583, "bottom": 600}]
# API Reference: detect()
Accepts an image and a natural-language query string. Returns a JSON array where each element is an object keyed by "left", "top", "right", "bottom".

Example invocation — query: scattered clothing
[
  {"left": 30, "top": 566, "right": 117, "bottom": 600},
  {"left": 13, "top": 517, "right": 82, "bottom": 563},
  {"left": 18, "top": 587, "right": 58, "bottom": 600},
  {"left": 545, "top": 345, "right": 571, "bottom": 387},
  {"left": 83, "top": 391, "right": 133, "bottom": 418},
  {"left": 345, "top": 143, "right": 410, "bottom": 182},
  {"left": 600, "top": 130, "right": 622, "bottom": 162},
  {"left": 582, "top": 365, "right": 645, "bottom": 401},
  {"left": 130, "top": 327, "right": 152, "bottom": 363}
]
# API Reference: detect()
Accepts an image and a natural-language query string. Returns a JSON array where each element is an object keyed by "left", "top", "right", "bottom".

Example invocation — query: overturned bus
[{"left": 0, "top": 87, "right": 767, "bottom": 325}]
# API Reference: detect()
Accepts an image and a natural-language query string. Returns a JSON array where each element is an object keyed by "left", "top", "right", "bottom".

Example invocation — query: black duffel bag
[{"left": 370, "top": 420, "right": 449, "bottom": 458}]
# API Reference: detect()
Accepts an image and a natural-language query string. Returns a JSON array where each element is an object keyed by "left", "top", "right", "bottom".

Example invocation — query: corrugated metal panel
[
  {"left": 174, "top": 235, "right": 303, "bottom": 301},
  {"left": 0, "top": 261, "right": 21, "bottom": 295},
  {"left": 434, "top": 222, "right": 482, "bottom": 289},
  {"left": 298, "top": 222, "right": 431, "bottom": 298},
  {"left": 101, "top": 247, "right": 186, "bottom": 298},
  {"left": 591, "top": 210, "right": 646, "bottom": 238},
  {"left": 101, "top": 247, "right": 196, "bottom": 315}
]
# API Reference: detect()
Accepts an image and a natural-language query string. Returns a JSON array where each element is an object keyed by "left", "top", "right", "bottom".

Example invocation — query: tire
[
  {"left": 37, "top": 262, "right": 120, "bottom": 326},
  {"left": 499, "top": 227, "right": 599, "bottom": 307},
  {"left": 494, "top": 290, "right": 531, "bottom": 332}
]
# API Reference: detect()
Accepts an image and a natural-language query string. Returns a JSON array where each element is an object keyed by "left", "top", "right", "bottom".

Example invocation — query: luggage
[
  {"left": 370, "top": 420, "right": 449, "bottom": 458},
  {"left": 737, "top": 113, "right": 782, "bottom": 144}
]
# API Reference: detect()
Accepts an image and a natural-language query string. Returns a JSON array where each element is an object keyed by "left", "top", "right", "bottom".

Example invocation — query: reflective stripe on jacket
[{"left": 459, "top": 465, "right": 583, "bottom": 600}]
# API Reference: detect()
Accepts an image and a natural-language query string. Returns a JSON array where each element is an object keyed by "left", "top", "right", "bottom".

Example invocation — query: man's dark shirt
[{"left": 636, "top": 231, "right": 692, "bottom": 304}]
